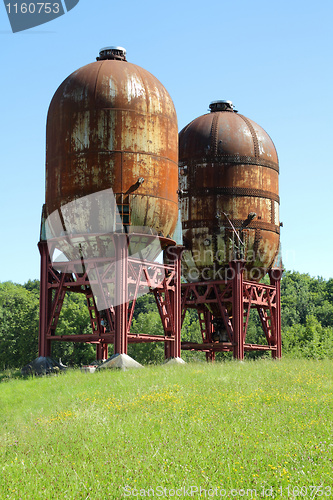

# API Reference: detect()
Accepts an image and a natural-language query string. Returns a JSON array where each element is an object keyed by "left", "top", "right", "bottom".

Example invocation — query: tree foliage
[{"left": 0, "top": 282, "right": 39, "bottom": 369}]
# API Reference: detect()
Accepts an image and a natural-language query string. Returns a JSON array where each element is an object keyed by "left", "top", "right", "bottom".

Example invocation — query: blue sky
[{"left": 0, "top": 0, "right": 332, "bottom": 284}]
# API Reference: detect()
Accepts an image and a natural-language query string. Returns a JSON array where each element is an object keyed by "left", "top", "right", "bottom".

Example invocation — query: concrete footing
[
  {"left": 98, "top": 353, "right": 143, "bottom": 370},
  {"left": 164, "top": 357, "right": 186, "bottom": 365}
]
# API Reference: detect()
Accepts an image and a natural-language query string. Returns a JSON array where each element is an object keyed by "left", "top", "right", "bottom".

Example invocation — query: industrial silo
[
  {"left": 45, "top": 46, "right": 179, "bottom": 260},
  {"left": 38, "top": 47, "right": 182, "bottom": 363},
  {"left": 179, "top": 100, "right": 282, "bottom": 360},
  {"left": 179, "top": 100, "right": 281, "bottom": 282}
]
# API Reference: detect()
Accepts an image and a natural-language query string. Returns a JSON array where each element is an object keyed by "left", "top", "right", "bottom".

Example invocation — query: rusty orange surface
[
  {"left": 46, "top": 58, "right": 178, "bottom": 244},
  {"left": 179, "top": 105, "right": 280, "bottom": 282}
]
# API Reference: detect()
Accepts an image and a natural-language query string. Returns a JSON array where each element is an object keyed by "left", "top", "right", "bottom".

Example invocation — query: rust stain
[
  {"left": 179, "top": 103, "right": 280, "bottom": 282},
  {"left": 46, "top": 57, "right": 178, "bottom": 250}
]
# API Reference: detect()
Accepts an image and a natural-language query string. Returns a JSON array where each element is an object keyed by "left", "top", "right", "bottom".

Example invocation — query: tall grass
[{"left": 0, "top": 359, "right": 332, "bottom": 499}]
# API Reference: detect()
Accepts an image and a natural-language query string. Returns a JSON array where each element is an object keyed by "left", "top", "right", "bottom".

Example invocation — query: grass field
[{"left": 0, "top": 359, "right": 332, "bottom": 499}]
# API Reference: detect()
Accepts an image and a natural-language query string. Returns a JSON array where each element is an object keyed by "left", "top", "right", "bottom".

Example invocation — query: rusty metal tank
[
  {"left": 45, "top": 46, "right": 178, "bottom": 259},
  {"left": 179, "top": 100, "right": 280, "bottom": 282}
]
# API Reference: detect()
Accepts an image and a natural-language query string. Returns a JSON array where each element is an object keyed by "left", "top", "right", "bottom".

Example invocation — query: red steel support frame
[
  {"left": 38, "top": 235, "right": 183, "bottom": 361},
  {"left": 169, "top": 246, "right": 182, "bottom": 358},
  {"left": 230, "top": 260, "right": 245, "bottom": 361},
  {"left": 181, "top": 260, "right": 283, "bottom": 361},
  {"left": 269, "top": 268, "right": 283, "bottom": 359},
  {"left": 38, "top": 241, "right": 52, "bottom": 358},
  {"left": 114, "top": 234, "right": 128, "bottom": 355}
]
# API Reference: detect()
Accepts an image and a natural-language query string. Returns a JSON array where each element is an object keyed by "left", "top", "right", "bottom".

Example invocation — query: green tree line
[{"left": 0, "top": 271, "right": 332, "bottom": 369}]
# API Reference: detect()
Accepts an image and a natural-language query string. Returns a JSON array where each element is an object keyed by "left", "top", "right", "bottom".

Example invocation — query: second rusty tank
[
  {"left": 44, "top": 46, "right": 178, "bottom": 259},
  {"left": 179, "top": 100, "right": 280, "bottom": 281}
]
